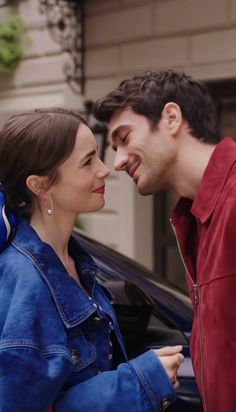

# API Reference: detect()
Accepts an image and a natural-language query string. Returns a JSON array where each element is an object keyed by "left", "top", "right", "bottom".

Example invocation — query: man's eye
[{"left": 120, "top": 133, "right": 128, "bottom": 143}]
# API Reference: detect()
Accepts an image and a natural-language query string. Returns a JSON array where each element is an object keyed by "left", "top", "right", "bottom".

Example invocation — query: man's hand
[{"left": 154, "top": 345, "right": 184, "bottom": 389}]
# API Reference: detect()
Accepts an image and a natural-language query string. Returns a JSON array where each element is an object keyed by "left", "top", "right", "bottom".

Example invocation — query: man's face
[{"left": 109, "top": 108, "right": 177, "bottom": 195}]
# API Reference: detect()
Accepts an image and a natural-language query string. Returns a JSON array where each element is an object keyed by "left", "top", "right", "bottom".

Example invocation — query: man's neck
[{"left": 172, "top": 138, "right": 216, "bottom": 200}]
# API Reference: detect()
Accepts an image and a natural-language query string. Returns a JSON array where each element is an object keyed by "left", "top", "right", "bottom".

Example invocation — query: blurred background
[{"left": 1, "top": 0, "right": 236, "bottom": 292}]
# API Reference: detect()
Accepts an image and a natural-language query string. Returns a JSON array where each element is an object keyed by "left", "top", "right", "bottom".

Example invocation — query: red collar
[{"left": 192, "top": 138, "right": 236, "bottom": 223}]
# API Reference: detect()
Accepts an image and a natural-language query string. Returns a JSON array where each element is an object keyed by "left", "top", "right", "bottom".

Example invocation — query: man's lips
[
  {"left": 92, "top": 185, "right": 105, "bottom": 194},
  {"left": 128, "top": 162, "right": 140, "bottom": 178}
]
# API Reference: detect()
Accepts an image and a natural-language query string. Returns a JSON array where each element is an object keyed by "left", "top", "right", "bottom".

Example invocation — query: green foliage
[
  {"left": 0, "top": 15, "right": 25, "bottom": 74},
  {"left": 75, "top": 217, "right": 84, "bottom": 230}
]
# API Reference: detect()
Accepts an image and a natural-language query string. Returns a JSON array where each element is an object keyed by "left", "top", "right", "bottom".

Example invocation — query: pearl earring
[{"left": 47, "top": 193, "right": 54, "bottom": 216}]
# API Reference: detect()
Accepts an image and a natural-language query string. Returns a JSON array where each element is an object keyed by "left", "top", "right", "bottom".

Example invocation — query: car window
[{"left": 97, "top": 272, "right": 188, "bottom": 359}]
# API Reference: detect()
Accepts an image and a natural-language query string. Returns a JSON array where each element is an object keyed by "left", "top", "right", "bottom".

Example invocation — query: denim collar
[{"left": 12, "top": 220, "right": 99, "bottom": 328}]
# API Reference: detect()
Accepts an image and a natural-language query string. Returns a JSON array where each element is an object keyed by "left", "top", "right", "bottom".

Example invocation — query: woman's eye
[{"left": 84, "top": 158, "right": 92, "bottom": 166}]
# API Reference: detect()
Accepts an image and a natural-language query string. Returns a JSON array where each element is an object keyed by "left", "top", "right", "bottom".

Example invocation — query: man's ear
[
  {"left": 162, "top": 102, "right": 182, "bottom": 135},
  {"left": 26, "top": 175, "right": 48, "bottom": 197}
]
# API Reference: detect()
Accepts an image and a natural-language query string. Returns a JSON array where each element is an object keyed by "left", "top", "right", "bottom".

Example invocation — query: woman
[{"left": 0, "top": 108, "right": 183, "bottom": 412}]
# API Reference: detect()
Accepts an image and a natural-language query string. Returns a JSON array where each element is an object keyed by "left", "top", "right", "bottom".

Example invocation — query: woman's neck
[
  {"left": 30, "top": 210, "right": 88, "bottom": 291},
  {"left": 30, "top": 211, "right": 75, "bottom": 262}
]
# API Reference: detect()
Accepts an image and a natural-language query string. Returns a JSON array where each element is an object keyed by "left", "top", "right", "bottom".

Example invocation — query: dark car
[{"left": 73, "top": 228, "right": 203, "bottom": 412}]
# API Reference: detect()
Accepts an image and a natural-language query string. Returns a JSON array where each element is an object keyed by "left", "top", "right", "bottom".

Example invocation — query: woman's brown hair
[{"left": 0, "top": 107, "right": 88, "bottom": 216}]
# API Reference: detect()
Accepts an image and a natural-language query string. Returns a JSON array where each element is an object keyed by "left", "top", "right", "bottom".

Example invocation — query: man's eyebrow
[
  {"left": 80, "top": 149, "right": 96, "bottom": 162},
  {"left": 110, "top": 125, "right": 130, "bottom": 142}
]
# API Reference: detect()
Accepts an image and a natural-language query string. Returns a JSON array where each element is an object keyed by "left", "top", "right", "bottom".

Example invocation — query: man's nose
[{"left": 114, "top": 150, "right": 129, "bottom": 171}]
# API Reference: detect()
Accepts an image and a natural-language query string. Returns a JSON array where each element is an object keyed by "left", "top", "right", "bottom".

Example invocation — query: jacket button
[
  {"left": 72, "top": 349, "right": 80, "bottom": 366},
  {"left": 163, "top": 399, "right": 170, "bottom": 410},
  {"left": 93, "top": 316, "right": 101, "bottom": 324},
  {"left": 109, "top": 321, "right": 114, "bottom": 330}
]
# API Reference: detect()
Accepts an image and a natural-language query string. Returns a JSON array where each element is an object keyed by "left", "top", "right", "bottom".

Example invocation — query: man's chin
[
  {"left": 137, "top": 179, "right": 162, "bottom": 196},
  {"left": 137, "top": 182, "right": 152, "bottom": 196}
]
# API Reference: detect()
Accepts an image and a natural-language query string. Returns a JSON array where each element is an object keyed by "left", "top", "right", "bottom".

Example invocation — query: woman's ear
[
  {"left": 162, "top": 102, "right": 182, "bottom": 135},
  {"left": 26, "top": 175, "right": 48, "bottom": 197}
]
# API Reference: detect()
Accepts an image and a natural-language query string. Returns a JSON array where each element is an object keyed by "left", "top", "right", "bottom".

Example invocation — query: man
[{"left": 94, "top": 70, "right": 236, "bottom": 412}]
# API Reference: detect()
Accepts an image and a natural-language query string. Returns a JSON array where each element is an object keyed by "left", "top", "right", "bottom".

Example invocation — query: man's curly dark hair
[{"left": 94, "top": 70, "right": 220, "bottom": 143}]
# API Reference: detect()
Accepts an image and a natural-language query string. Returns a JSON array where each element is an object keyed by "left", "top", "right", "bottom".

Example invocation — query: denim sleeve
[
  {"left": 55, "top": 350, "right": 176, "bottom": 412},
  {"left": 0, "top": 343, "right": 72, "bottom": 412}
]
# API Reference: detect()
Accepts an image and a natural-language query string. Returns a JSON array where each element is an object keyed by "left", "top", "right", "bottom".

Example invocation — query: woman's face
[{"left": 49, "top": 123, "right": 110, "bottom": 216}]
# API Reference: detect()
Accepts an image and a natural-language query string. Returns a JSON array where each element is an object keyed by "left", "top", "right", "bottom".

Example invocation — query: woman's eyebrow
[{"left": 80, "top": 149, "right": 96, "bottom": 162}]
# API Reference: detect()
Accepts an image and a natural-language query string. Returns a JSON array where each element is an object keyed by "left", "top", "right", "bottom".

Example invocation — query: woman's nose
[{"left": 97, "top": 159, "right": 110, "bottom": 178}]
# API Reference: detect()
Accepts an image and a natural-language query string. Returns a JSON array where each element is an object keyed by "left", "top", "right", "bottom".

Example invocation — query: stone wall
[{"left": 1, "top": 0, "right": 236, "bottom": 270}]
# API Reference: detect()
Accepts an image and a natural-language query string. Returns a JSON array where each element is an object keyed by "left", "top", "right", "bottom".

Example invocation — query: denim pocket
[
  {"left": 67, "top": 326, "right": 97, "bottom": 372},
  {"left": 64, "top": 325, "right": 98, "bottom": 389}
]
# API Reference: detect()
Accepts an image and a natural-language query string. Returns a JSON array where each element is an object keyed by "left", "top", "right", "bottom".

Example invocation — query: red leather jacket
[{"left": 171, "top": 138, "right": 236, "bottom": 412}]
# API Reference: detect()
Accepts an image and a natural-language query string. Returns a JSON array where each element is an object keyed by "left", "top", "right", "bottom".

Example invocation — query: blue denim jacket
[{"left": 0, "top": 221, "right": 175, "bottom": 411}]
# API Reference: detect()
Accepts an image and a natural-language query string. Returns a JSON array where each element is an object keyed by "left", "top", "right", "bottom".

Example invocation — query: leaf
[{"left": 0, "top": 16, "right": 25, "bottom": 73}]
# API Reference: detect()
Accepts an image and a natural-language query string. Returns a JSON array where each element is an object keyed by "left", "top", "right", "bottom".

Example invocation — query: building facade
[{"left": 1, "top": 0, "right": 236, "bottom": 289}]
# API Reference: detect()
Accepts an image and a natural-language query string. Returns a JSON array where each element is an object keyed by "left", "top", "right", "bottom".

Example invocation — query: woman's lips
[{"left": 92, "top": 185, "right": 105, "bottom": 194}]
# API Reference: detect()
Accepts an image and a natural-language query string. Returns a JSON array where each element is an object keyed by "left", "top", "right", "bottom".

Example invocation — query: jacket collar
[
  {"left": 191, "top": 138, "right": 236, "bottom": 223},
  {"left": 12, "top": 220, "right": 98, "bottom": 328}
]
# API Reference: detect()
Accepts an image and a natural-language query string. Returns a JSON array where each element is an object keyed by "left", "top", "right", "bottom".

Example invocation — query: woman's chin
[{"left": 84, "top": 200, "right": 105, "bottom": 213}]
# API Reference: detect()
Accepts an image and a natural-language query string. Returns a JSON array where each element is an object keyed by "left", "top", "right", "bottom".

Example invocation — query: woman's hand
[{"left": 154, "top": 345, "right": 184, "bottom": 389}]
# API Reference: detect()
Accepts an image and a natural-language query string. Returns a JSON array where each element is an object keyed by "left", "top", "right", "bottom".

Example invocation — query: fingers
[
  {"left": 155, "top": 345, "right": 183, "bottom": 357},
  {"left": 169, "top": 353, "right": 184, "bottom": 387},
  {"left": 173, "top": 378, "right": 180, "bottom": 390},
  {"left": 156, "top": 348, "right": 184, "bottom": 388},
  {"left": 176, "top": 353, "right": 184, "bottom": 366},
  {"left": 167, "top": 352, "right": 184, "bottom": 371}
]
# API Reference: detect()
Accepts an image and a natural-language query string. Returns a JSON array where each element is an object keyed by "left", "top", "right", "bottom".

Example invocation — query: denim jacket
[{"left": 0, "top": 221, "right": 175, "bottom": 412}]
